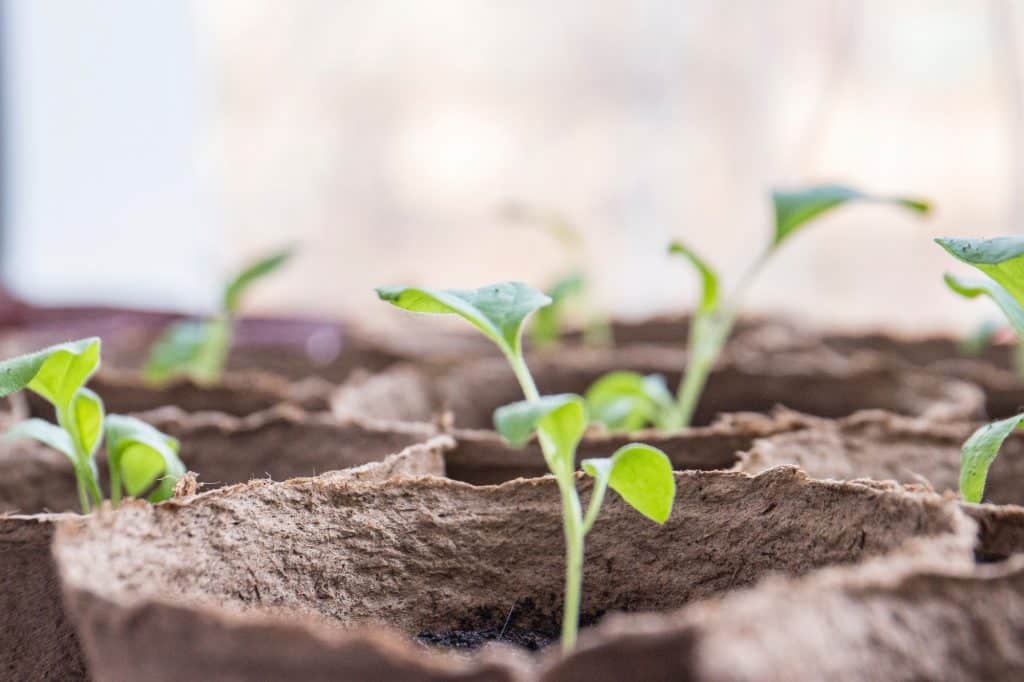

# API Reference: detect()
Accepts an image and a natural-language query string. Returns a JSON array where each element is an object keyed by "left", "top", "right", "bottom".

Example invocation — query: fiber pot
[
  {"left": 0, "top": 412, "right": 448, "bottom": 681},
  {"left": 544, "top": 517, "right": 1024, "bottom": 682},
  {"left": 735, "top": 410, "right": 1024, "bottom": 559},
  {"left": 54, "top": 451, "right": 967, "bottom": 681},
  {"left": 333, "top": 346, "right": 986, "bottom": 430}
]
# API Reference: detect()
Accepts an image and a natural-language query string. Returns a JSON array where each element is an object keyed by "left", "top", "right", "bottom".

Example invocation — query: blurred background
[{"left": 2, "top": 0, "right": 1023, "bottom": 333}]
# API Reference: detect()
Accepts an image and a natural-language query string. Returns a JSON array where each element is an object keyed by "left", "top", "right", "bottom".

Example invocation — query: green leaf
[
  {"left": 585, "top": 371, "right": 675, "bottom": 432},
  {"left": 773, "top": 184, "right": 929, "bottom": 248},
  {"left": 667, "top": 241, "right": 719, "bottom": 314},
  {"left": 376, "top": 282, "right": 552, "bottom": 358},
  {"left": 943, "top": 273, "right": 1024, "bottom": 342},
  {"left": 0, "top": 338, "right": 100, "bottom": 410},
  {"left": 69, "top": 388, "right": 105, "bottom": 457},
  {"left": 959, "top": 414, "right": 1024, "bottom": 503},
  {"left": 582, "top": 443, "right": 675, "bottom": 523},
  {"left": 532, "top": 271, "right": 586, "bottom": 345},
  {"left": 5, "top": 418, "right": 76, "bottom": 463},
  {"left": 106, "top": 415, "right": 185, "bottom": 502},
  {"left": 494, "top": 394, "right": 586, "bottom": 473},
  {"left": 222, "top": 245, "right": 295, "bottom": 314},
  {"left": 143, "top": 317, "right": 231, "bottom": 385},
  {"left": 937, "top": 237, "right": 1024, "bottom": 307}
]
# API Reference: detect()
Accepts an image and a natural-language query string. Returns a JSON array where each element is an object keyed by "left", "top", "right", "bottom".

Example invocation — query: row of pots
[{"left": 2, "top": 313, "right": 1024, "bottom": 680}]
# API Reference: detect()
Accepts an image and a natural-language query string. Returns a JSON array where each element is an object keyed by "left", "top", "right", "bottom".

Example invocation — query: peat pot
[
  {"left": 0, "top": 408, "right": 447, "bottom": 681},
  {"left": 53, "top": 445, "right": 970, "bottom": 681}
]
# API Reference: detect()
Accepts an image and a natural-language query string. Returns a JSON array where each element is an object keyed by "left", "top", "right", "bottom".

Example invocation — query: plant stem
[
  {"left": 75, "top": 469, "right": 92, "bottom": 514},
  {"left": 508, "top": 348, "right": 586, "bottom": 652},
  {"left": 556, "top": 473, "right": 585, "bottom": 652}
]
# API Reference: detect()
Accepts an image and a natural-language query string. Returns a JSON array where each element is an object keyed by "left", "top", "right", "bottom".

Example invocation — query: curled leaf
[
  {"left": 377, "top": 282, "right": 551, "bottom": 358},
  {"left": 943, "top": 273, "right": 1024, "bottom": 342},
  {"left": 667, "top": 241, "right": 719, "bottom": 314},
  {"left": 959, "top": 414, "right": 1024, "bottom": 503},
  {"left": 106, "top": 415, "right": 185, "bottom": 502},
  {"left": 0, "top": 337, "right": 101, "bottom": 410},
  {"left": 582, "top": 443, "right": 675, "bottom": 524},
  {"left": 223, "top": 246, "right": 295, "bottom": 314},
  {"left": 69, "top": 388, "right": 105, "bottom": 457}
]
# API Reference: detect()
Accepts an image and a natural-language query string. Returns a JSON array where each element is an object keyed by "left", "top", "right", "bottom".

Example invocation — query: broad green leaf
[
  {"left": 582, "top": 443, "right": 675, "bottom": 523},
  {"left": 773, "top": 185, "right": 929, "bottom": 248},
  {"left": 106, "top": 414, "right": 185, "bottom": 502},
  {"left": 5, "top": 418, "right": 76, "bottom": 463},
  {"left": 494, "top": 394, "right": 586, "bottom": 473},
  {"left": 585, "top": 371, "right": 674, "bottom": 432},
  {"left": 0, "top": 337, "right": 100, "bottom": 409},
  {"left": 376, "top": 282, "right": 552, "bottom": 357},
  {"left": 959, "top": 414, "right": 1024, "bottom": 503},
  {"left": 222, "top": 245, "right": 295, "bottom": 314},
  {"left": 143, "top": 317, "right": 231, "bottom": 385},
  {"left": 69, "top": 388, "right": 105, "bottom": 457},
  {"left": 943, "top": 273, "right": 1024, "bottom": 342},
  {"left": 937, "top": 237, "right": 1024, "bottom": 307},
  {"left": 667, "top": 241, "right": 719, "bottom": 314},
  {"left": 532, "top": 271, "right": 586, "bottom": 345}
]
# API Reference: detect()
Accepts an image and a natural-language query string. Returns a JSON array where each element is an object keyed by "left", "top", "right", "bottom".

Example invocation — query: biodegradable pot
[
  {"left": 54, "top": 454, "right": 967, "bottom": 681},
  {"left": 0, "top": 410, "right": 450, "bottom": 682},
  {"left": 734, "top": 410, "right": 1024, "bottom": 560},
  {"left": 333, "top": 346, "right": 986, "bottom": 430},
  {"left": 544, "top": 519, "right": 1024, "bottom": 681}
]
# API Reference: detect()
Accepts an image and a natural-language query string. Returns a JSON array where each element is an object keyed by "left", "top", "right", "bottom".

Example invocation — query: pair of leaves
[
  {"left": 145, "top": 246, "right": 294, "bottom": 385},
  {"left": 584, "top": 371, "right": 675, "bottom": 432},
  {"left": 106, "top": 415, "right": 185, "bottom": 502},
  {"left": 0, "top": 337, "right": 101, "bottom": 412},
  {"left": 377, "top": 282, "right": 552, "bottom": 359},
  {"left": 669, "top": 185, "right": 930, "bottom": 324},
  {"left": 938, "top": 237, "right": 1024, "bottom": 343},
  {"left": 144, "top": 316, "right": 231, "bottom": 385},
  {"left": 493, "top": 395, "right": 675, "bottom": 524}
]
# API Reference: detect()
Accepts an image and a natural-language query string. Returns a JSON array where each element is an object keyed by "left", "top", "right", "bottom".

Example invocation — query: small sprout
[
  {"left": 531, "top": 271, "right": 587, "bottom": 346},
  {"left": 145, "top": 246, "right": 294, "bottom": 385},
  {"left": 959, "top": 414, "right": 1024, "bottom": 503},
  {"left": 938, "top": 236, "right": 1024, "bottom": 492},
  {"left": 379, "top": 281, "right": 675, "bottom": 652},
  {"left": 957, "top": 319, "right": 1002, "bottom": 358},
  {"left": 0, "top": 338, "right": 183, "bottom": 513},
  {"left": 586, "top": 184, "right": 930, "bottom": 432}
]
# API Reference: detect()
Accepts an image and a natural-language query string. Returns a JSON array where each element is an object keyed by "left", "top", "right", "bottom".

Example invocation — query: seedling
[
  {"left": 144, "top": 246, "right": 294, "bottom": 385},
  {"left": 377, "top": 282, "right": 675, "bottom": 652},
  {"left": 586, "top": 184, "right": 930, "bottom": 432},
  {"left": 938, "top": 236, "right": 1024, "bottom": 501},
  {"left": 0, "top": 337, "right": 184, "bottom": 513}
]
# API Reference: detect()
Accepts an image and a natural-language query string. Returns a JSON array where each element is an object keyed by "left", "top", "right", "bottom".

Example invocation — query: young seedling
[
  {"left": 144, "top": 246, "right": 294, "bottom": 385},
  {"left": 938, "top": 236, "right": 1024, "bottom": 501},
  {"left": 586, "top": 184, "right": 930, "bottom": 432},
  {"left": 377, "top": 282, "right": 675, "bottom": 652},
  {"left": 0, "top": 337, "right": 184, "bottom": 513}
]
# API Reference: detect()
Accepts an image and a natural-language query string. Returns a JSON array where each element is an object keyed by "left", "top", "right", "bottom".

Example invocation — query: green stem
[
  {"left": 581, "top": 477, "right": 609, "bottom": 535},
  {"left": 507, "top": 348, "right": 586, "bottom": 652},
  {"left": 556, "top": 473, "right": 585, "bottom": 653},
  {"left": 109, "top": 462, "right": 122, "bottom": 507},
  {"left": 75, "top": 469, "right": 92, "bottom": 514}
]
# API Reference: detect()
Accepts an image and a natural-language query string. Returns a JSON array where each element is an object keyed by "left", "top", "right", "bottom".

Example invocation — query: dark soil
[{"left": 417, "top": 627, "right": 555, "bottom": 652}]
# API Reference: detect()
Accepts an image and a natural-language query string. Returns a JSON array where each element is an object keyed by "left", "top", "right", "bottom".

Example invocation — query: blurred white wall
[
  {"left": 1, "top": 0, "right": 217, "bottom": 310},
  {"left": 5, "top": 1, "right": 1024, "bottom": 332}
]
